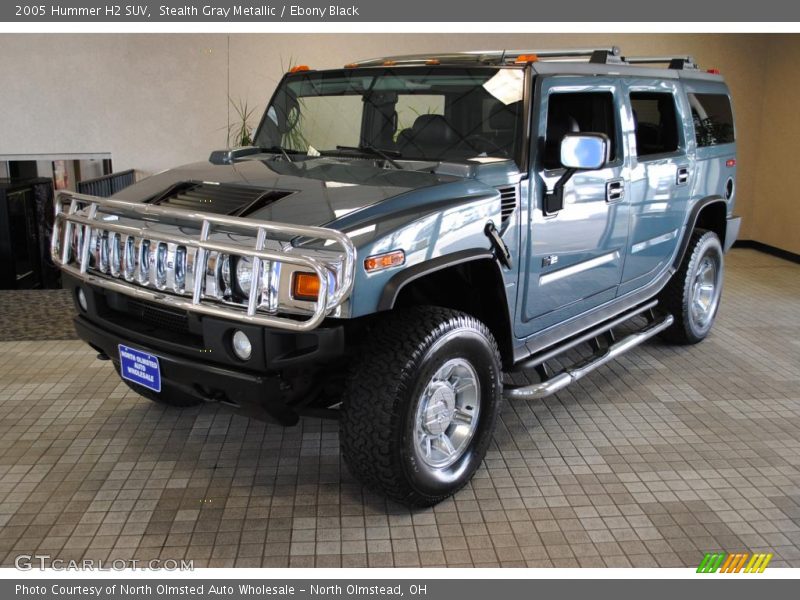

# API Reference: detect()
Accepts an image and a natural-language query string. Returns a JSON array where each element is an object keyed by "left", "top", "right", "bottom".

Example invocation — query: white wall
[
  {"left": 0, "top": 33, "right": 784, "bottom": 247},
  {"left": 0, "top": 34, "right": 229, "bottom": 176}
]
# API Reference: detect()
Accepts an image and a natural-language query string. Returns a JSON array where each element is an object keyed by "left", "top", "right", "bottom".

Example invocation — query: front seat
[
  {"left": 397, "top": 114, "right": 462, "bottom": 160},
  {"left": 466, "top": 102, "right": 521, "bottom": 156}
]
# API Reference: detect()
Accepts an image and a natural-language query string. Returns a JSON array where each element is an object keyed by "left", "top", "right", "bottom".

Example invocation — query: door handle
[
  {"left": 676, "top": 166, "right": 690, "bottom": 186},
  {"left": 606, "top": 180, "right": 624, "bottom": 203}
]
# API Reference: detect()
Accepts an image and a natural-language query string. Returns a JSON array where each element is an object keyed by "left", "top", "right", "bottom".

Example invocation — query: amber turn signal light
[
  {"left": 292, "top": 272, "right": 321, "bottom": 301},
  {"left": 364, "top": 250, "right": 405, "bottom": 273}
]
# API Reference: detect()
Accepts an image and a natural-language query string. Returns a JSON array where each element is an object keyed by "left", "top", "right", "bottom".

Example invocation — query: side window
[
  {"left": 688, "top": 93, "right": 735, "bottom": 147},
  {"left": 544, "top": 92, "right": 618, "bottom": 170},
  {"left": 630, "top": 92, "right": 680, "bottom": 157}
]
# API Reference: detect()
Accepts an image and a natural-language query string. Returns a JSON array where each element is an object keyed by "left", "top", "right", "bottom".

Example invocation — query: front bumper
[
  {"left": 75, "top": 315, "right": 302, "bottom": 425},
  {"left": 66, "top": 275, "right": 350, "bottom": 426}
]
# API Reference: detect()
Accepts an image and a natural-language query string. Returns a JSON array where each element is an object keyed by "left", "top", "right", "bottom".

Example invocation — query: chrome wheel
[
  {"left": 413, "top": 358, "right": 481, "bottom": 470},
  {"left": 690, "top": 254, "right": 720, "bottom": 329}
]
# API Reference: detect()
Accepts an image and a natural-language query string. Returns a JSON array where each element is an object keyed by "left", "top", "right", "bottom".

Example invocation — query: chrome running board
[{"left": 504, "top": 313, "right": 674, "bottom": 401}]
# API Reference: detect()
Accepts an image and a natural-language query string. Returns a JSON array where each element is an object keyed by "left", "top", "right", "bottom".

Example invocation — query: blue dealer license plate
[{"left": 118, "top": 345, "right": 162, "bottom": 392}]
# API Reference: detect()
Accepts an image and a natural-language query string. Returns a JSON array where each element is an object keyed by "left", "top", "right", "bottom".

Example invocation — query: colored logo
[{"left": 697, "top": 552, "right": 772, "bottom": 573}]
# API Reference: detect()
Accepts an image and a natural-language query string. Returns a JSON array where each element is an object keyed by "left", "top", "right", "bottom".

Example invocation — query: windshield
[{"left": 254, "top": 66, "right": 525, "bottom": 166}]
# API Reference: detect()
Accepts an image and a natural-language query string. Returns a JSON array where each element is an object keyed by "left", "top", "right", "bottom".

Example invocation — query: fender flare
[
  {"left": 672, "top": 195, "right": 727, "bottom": 269},
  {"left": 377, "top": 248, "right": 495, "bottom": 311}
]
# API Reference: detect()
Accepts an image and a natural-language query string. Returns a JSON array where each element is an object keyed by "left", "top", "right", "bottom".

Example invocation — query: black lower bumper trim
[{"left": 74, "top": 315, "right": 299, "bottom": 425}]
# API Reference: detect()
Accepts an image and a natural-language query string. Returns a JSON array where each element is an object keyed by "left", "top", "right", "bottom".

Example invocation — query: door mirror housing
[
  {"left": 544, "top": 133, "right": 610, "bottom": 215},
  {"left": 560, "top": 133, "right": 610, "bottom": 170}
]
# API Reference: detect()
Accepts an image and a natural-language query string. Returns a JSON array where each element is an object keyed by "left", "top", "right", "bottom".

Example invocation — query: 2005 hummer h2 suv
[{"left": 52, "top": 46, "right": 741, "bottom": 506}]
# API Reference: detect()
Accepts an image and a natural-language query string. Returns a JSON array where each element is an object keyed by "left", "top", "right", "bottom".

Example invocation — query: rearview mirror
[{"left": 560, "top": 133, "right": 609, "bottom": 170}]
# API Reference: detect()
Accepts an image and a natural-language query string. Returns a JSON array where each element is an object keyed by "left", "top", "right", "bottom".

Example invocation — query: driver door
[{"left": 519, "top": 77, "right": 631, "bottom": 334}]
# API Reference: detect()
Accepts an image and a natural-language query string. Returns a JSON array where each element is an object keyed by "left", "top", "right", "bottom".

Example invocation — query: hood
[
  {"left": 113, "top": 155, "right": 460, "bottom": 225},
  {"left": 113, "top": 154, "right": 520, "bottom": 238}
]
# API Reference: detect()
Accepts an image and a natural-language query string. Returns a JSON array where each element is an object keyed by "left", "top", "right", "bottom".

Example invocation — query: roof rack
[
  {"left": 349, "top": 47, "right": 622, "bottom": 67},
  {"left": 346, "top": 48, "right": 703, "bottom": 71},
  {"left": 623, "top": 55, "right": 698, "bottom": 70}
]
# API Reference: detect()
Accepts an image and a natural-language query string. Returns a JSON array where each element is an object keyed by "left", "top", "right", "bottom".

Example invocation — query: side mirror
[
  {"left": 544, "top": 133, "right": 610, "bottom": 214},
  {"left": 560, "top": 133, "right": 609, "bottom": 170}
]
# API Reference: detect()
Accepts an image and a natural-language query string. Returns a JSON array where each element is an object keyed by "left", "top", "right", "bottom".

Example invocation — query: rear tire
[
  {"left": 340, "top": 307, "right": 502, "bottom": 507},
  {"left": 659, "top": 229, "right": 724, "bottom": 344}
]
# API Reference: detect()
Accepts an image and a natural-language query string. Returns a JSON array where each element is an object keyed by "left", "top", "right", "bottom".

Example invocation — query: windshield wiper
[
  {"left": 334, "top": 144, "right": 403, "bottom": 170},
  {"left": 260, "top": 145, "right": 301, "bottom": 163}
]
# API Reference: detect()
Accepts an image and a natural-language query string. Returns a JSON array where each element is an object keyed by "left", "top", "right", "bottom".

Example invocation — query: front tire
[
  {"left": 340, "top": 307, "right": 502, "bottom": 507},
  {"left": 659, "top": 229, "right": 724, "bottom": 344}
]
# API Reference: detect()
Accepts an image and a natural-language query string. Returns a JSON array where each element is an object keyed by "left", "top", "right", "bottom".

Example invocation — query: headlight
[
  {"left": 235, "top": 256, "right": 254, "bottom": 297},
  {"left": 220, "top": 254, "right": 232, "bottom": 296},
  {"left": 219, "top": 254, "right": 274, "bottom": 307}
]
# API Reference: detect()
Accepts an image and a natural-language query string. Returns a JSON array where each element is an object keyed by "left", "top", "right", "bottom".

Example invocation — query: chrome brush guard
[{"left": 51, "top": 192, "right": 357, "bottom": 332}]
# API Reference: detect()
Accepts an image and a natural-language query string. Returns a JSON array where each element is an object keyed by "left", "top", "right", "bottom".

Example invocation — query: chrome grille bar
[
  {"left": 248, "top": 228, "right": 267, "bottom": 317},
  {"left": 52, "top": 191, "right": 356, "bottom": 332}
]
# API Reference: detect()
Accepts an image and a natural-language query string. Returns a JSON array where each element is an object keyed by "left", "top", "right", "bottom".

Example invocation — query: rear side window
[
  {"left": 543, "top": 92, "right": 618, "bottom": 170},
  {"left": 630, "top": 92, "right": 680, "bottom": 157},
  {"left": 689, "top": 93, "right": 735, "bottom": 146}
]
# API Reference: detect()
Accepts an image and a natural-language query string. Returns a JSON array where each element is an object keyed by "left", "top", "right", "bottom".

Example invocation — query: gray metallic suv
[{"left": 52, "top": 47, "right": 741, "bottom": 506}]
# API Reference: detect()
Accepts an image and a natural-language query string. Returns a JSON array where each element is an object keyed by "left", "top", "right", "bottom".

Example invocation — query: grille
[
  {"left": 53, "top": 191, "right": 356, "bottom": 332},
  {"left": 125, "top": 298, "right": 191, "bottom": 335},
  {"left": 149, "top": 182, "right": 292, "bottom": 216},
  {"left": 497, "top": 185, "right": 518, "bottom": 227}
]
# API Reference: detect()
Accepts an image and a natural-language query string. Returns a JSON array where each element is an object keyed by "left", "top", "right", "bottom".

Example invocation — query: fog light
[
  {"left": 231, "top": 330, "right": 252, "bottom": 361},
  {"left": 76, "top": 288, "right": 88, "bottom": 312}
]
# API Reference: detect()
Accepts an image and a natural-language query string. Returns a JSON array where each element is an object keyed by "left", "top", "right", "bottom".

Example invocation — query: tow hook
[{"left": 485, "top": 222, "right": 512, "bottom": 268}]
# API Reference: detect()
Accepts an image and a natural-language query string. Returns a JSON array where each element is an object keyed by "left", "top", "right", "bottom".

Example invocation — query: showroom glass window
[
  {"left": 255, "top": 67, "right": 526, "bottom": 166},
  {"left": 688, "top": 93, "right": 736, "bottom": 147}
]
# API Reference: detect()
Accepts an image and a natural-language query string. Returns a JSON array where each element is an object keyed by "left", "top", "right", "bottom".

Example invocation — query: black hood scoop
[{"left": 147, "top": 181, "right": 294, "bottom": 217}]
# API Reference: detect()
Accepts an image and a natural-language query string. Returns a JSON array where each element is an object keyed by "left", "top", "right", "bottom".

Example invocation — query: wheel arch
[
  {"left": 673, "top": 195, "right": 728, "bottom": 269},
  {"left": 377, "top": 250, "right": 515, "bottom": 369}
]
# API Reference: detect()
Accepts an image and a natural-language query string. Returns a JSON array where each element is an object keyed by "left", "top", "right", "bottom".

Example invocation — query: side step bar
[
  {"left": 504, "top": 314, "right": 674, "bottom": 401},
  {"left": 513, "top": 299, "right": 659, "bottom": 372}
]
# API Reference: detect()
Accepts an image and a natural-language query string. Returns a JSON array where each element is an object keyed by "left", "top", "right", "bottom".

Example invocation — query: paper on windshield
[
  {"left": 468, "top": 156, "right": 509, "bottom": 163},
  {"left": 482, "top": 69, "right": 524, "bottom": 105}
]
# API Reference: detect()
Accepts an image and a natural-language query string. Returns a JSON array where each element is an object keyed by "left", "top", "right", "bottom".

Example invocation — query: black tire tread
[
  {"left": 659, "top": 228, "right": 719, "bottom": 344},
  {"left": 340, "top": 306, "right": 501, "bottom": 507}
]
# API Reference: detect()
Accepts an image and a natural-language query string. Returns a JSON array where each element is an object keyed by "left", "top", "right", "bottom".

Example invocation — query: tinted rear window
[
  {"left": 689, "top": 93, "right": 735, "bottom": 146},
  {"left": 630, "top": 92, "right": 680, "bottom": 157}
]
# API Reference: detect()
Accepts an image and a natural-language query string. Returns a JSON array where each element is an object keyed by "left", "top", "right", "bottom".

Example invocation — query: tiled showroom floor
[{"left": 0, "top": 248, "right": 799, "bottom": 568}]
